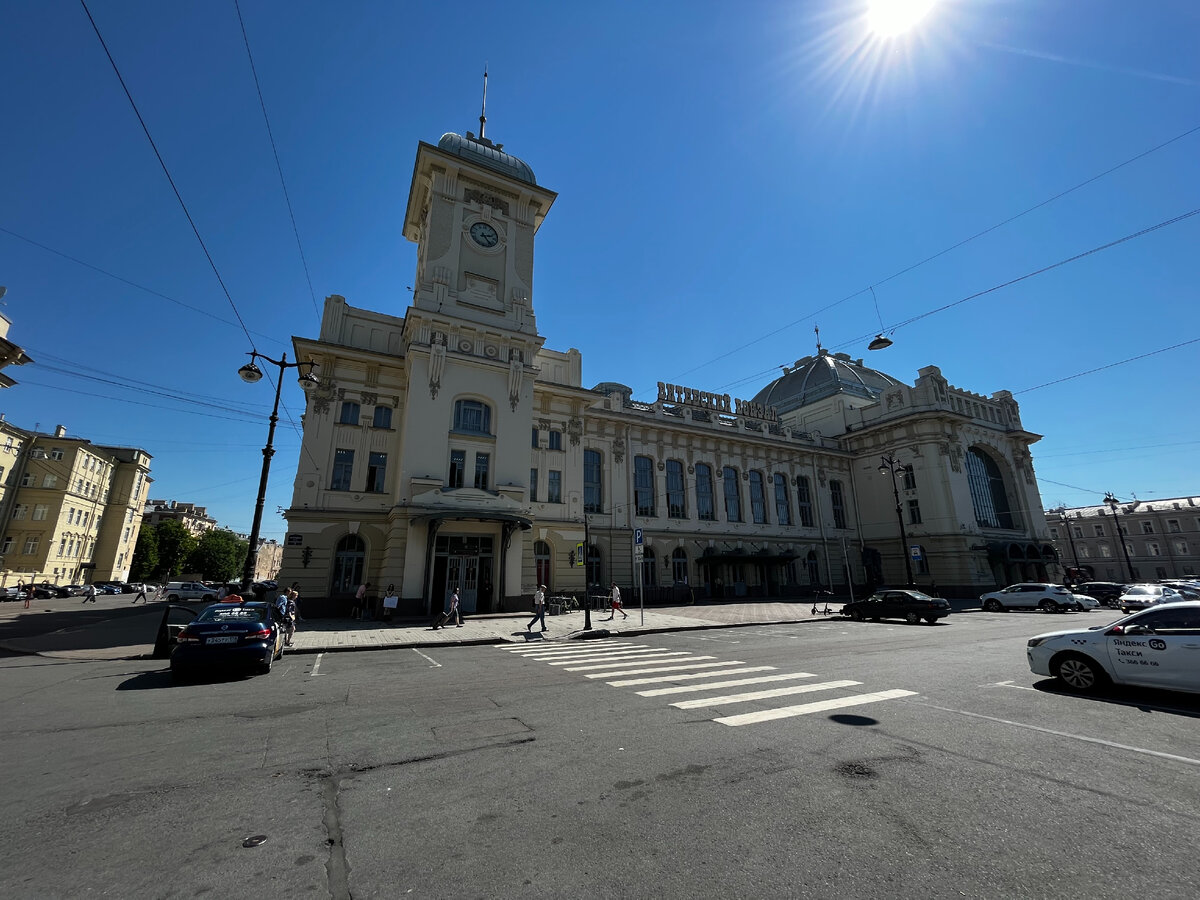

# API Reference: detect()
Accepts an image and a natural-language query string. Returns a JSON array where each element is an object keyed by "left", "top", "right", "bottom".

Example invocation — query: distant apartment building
[
  {"left": 1046, "top": 496, "right": 1200, "bottom": 582},
  {"left": 0, "top": 421, "right": 153, "bottom": 586},
  {"left": 254, "top": 539, "right": 283, "bottom": 582},
  {"left": 143, "top": 499, "right": 217, "bottom": 536}
]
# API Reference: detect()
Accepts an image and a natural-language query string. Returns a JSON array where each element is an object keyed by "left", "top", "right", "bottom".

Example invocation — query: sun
[{"left": 865, "top": 0, "right": 937, "bottom": 37}]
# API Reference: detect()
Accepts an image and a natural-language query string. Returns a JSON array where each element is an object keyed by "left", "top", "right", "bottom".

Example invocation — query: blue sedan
[{"left": 170, "top": 601, "right": 284, "bottom": 680}]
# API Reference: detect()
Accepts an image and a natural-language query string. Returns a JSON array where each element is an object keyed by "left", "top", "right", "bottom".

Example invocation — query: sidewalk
[{"left": 0, "top": 599, "right": 856, "bottom": 661}]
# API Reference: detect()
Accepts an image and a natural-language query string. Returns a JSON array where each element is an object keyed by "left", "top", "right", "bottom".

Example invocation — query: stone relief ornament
[
  {"left": 886, "top": 391, "right": 903, "bottom": 410},
  {"left": 508, "top": 352, "right": 523, "bottom": 411},
  {"left": 429, "top": 340, "right": 446, "bottom": 400},
  {"left": 567, "top": 417, "right": 583, "bottom": 446},
  {"left": 360, "top": 392, "right": 378, "bottom": 406},
  {"left": 612, "top": 432, "right": 626, "bottom": 465},
  {"left": 312, "top": 397, "right": 330, "bottom": 415}
]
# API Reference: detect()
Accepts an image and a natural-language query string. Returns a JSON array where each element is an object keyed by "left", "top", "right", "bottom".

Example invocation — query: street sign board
[
  {"left": 634, "top": 545, "right": 644, "bottom": 560},
  {"left": 575, "top": 542, "right": 585, "bottom": 566},
  {"left": 287, "top": 533, "right": 304, "bottom": 547},
  {"left": 910, "top": 545, "right": 923, "bottom": 561},
  {"left": 634, "top": 528, "right": 643, "bottom": 545}
]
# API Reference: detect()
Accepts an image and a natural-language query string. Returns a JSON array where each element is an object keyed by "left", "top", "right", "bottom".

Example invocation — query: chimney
[{"left": 54, "top": 425, "right": 67, "bottom": 438}]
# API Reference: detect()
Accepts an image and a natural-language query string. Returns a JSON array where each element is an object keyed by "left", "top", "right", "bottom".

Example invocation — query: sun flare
[{"left": 866, "top": 0, "right": 937, "bottom": 36}]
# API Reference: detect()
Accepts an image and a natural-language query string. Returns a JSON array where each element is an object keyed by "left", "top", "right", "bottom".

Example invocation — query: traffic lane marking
[
  {"left": 992, "top": 679, "right": 1200, "bottom": 716},
  {"left": 613, "top": 666, "right": 779, "bottom": 688},
  {"left": 547, "top": 650, "right": 695, "bottom": 666},
  {"left": 671, "top": 680, "right": 863, "bottom": 709},
  {"left": 540, "top": 648, "right": 679, "bottom": 663},
  {"left": 915, "top": 700, "right": 1200, "bottom": 767},
  {"left": 309, "top": 652, "right": 324, "bottom": 676},
  {"left": 503, "top": 641, "right": 626, "bottom": 656},
  {"left": 413, "top": 648, "right": 442, "bottom": 668},
  {"left": 714, "top": 690, "right": 919, "bottom": 726}
]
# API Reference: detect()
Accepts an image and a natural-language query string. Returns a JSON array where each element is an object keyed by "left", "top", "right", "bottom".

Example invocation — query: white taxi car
[{"left": 1027, "top": 601, "right": 1200, "bottom": 694}]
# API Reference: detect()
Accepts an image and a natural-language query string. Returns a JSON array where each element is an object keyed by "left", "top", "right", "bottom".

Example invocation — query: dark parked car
[
  {"left": 842, "top": 589, "right": 952, "bottom": 625},
  {"left": 30, "top": 583, "right": 61, "bottom": 599},
  {"left": 95, "top": 583, "right": 123, "bottom": 595},
  {"left": 170, "top": 601, "right": 284, "bottom": 680},
  {"left": 1072, "top": 582, "right": 1127, "bottom": 608}
]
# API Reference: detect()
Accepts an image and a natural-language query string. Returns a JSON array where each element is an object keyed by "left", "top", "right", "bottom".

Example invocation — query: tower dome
[
  {"left": 751, "top": 349, "right": 904, "bottom": 415},
  {"left": 437, "top": 132, "right": 537, "bottom": 185}
]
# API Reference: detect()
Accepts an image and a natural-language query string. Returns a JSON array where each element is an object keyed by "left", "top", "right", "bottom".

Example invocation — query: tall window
[
  {"left": 796, "top": 476, "right": 814, "bottom": 527},
  {"left": 907, "top": 499, "right": 922, "bottom": 525},
  {"left": 1168, "top": 519, "right": 1181, "bottom": 533},
  {"left": 534, "top": 541, "right": 552, "bottom": 590},
  {"left": 42, "top": 474, "right": 57, "bottom": 488},
  {"left": 531, "top": 428, "right": 539, "bottom": 448},
  {"left": 666, "top": 460, "right": 686, "bottom": 519},
  {"left": 23, "top": 536, "right": 39, "bottom": 555},
  {"left": 634, "top": 456, "right": 656, "bottom": 517},
  {"left": 529, "top": 468, "right": 539, "bottom": 502},
  {"left": 372, "top": 406, "right": 392, "bottom": 428},
  {"left": 366, "top": 452, "right": 387, "bottom": 492},
  {"left": 749, "top": 471, "right": 767, "bottom": 524},
  {"left": 641, "top": 547, "right": 657, "bottom": 587},
  {"left": 1093, "top": 524, "right": 1105, "bottom": 537},
  {"left": 32, "top": 504, "right": 48, "bottom": 521},
  {"left": 586, "top": 544, "right": 603, "bottom": 587},
  {"left": 1140, "top": 521, "right": 1154, "bottom": 535},
  {"left": 549, "top": 430, "right": 563, "bottom": 451},
  {"left": 723, "top": 467, "right": 741, "bottom": 522},
  {"left": 966, "top": 448, "right": 1014, "bottom": 529},
  {"left": 339, "top": 401, "right": 360, "bottom": 425},
  {"left": 454, "top": 399, "right": 491, "bottom": 434},
  {"left": 474, "top": 453, "right": 490, "bottom": 490},
  {"left": 449, "top": 450, "right": 465, "bottom": 488},
  {"left": 331, "top": 449, "right": 354, "bottom": 491},
  {"left": 774, "top": 474, "right": 792, "bottom": 525},
  {"left": 830, "top": 479, "right": 847, "bottom": 528},
  {"left": 1147, "top": 542, "right": 1161, "bottom": 557},
  {"left": 548, "top": 470, "right": 562, "bottom": 503},
  {"left": 696, "top": 464, "right": 715, "bottom": 521},
  {"left": 331, "top": 534, "right": 365, "bottom": 593},
  {"left": 902, "top": 465, "right": 916, "bottom": 491},
  {"left": 584, "top": 449, "right": 603, "bottom": 513},
  {"left": 12, "top": 505, "right": 27, "bottom": 520},
  {"left": 672, "top": 548, "right": 688, "bottom": 584}
]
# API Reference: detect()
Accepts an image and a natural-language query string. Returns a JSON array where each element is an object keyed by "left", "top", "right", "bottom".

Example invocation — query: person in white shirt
[
  {"left": 448, "top": 587, "right": 463, "bottom": 627},
  {"left": 527, "top": 585, "right": 547, "bottom": 632},
  {"left": 604, "top": 581, "right": 628, "bottom": 620}
]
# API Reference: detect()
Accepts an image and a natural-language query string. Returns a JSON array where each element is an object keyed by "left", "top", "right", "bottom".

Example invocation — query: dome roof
[
  {"left": 437, "top": 132, "right": 536, "bottom": 185},
  {"left": 751, "top": 350, "right": 904, "bottom": 413}
]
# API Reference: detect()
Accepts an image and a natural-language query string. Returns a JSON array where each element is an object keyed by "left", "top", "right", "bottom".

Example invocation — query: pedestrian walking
[
  {"left": 289, "top": 583, "right": 303, "bottom": 621},
  {"left": 216, "top": 584, "right": 228, "bottom": 602},
  {"left": 20, "top": 582, "right": 29, "bottom": 609},
  {"left": 604, "top": 581, "right": 628, "bottom": 620},
  {"left": 527, "top": 584, "right": 547, "bottom": 632},
  {"left": 448, "top": 586, "right": 463, "bottom": 627},
  {"left": 132, "top": 584, "right": 148, "bottom": 604},
  {"left": 352, "top": 582, "right": 369, "bottom": 620},
  {"left": 382, "top": 583, "right": 398, "bottom": 623},
  {"left": 82, "top": 583, "right": 97, "bottom": 604}
]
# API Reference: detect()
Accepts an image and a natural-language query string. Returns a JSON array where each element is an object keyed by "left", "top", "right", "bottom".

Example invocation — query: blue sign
[
  {"left": 635, "top": 528, "right": 644, "bottom": 546},
  {"left": 910, "top": 545, "right": 923, "bottom": 561}
]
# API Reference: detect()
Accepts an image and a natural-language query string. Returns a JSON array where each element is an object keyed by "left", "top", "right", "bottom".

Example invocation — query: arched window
[
  {"left": 332, "top": 534, "right": 366, "bottom": 593},
  {"left": 966, "top": 448, "right": 1015, "bottom": 528},
  {"left": 641, "top": 547, "right": 657, "bottom": 587},
  {"left": 805, "top": 550, "right": 820, "bottom": 587},
  {"left": 671, "top": 548, "right": 688, "bottom": 584},
  {"left": 534, "top": 540, "right": 552, "bottom": 590},
  {"left": 586, "top": 543, "right": 603, "bottom": 587},
  {"left": 453, "top": 399, "right": 492, "bottom": 434}
]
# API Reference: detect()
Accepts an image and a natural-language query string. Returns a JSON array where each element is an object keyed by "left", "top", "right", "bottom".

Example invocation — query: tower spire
[
  {"left": 479, "top": 66, "right": 488, "bottom": 139},
  {"left": 814, "top": 325, "right": 822, "bottom": 353}
]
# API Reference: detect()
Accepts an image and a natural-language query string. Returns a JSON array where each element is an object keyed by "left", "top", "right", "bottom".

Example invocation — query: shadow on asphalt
[
  {"left": 1032, "top": 679, "right": 1200, "bottom": 718},
  {"left": 829, "top": 714, "right": 879, "bottom": 726},
  {"left": 0, "top": 601, "right": 164, "bottom": 652},
  {"left": 116, "top": 667, "right": 263, "bottom": 690},
  {"left": 115, "top": 669, "right": 175, "bottom": 691}
]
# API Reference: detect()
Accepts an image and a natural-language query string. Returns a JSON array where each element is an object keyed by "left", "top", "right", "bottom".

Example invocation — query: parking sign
[{"left": 635, "top": 528, "right": 643, "bottom": 545}]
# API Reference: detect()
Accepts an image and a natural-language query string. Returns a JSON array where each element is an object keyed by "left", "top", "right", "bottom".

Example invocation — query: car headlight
[{"left": 1027, "top": 637, "right": 1050, "bottom": 648}]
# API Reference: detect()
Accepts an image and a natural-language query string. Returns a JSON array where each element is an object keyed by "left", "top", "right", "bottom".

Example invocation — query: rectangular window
[
  {"left": 907, "top": 499, "right": 922, "bottom": 525},
  {"left": 584, "top": 449, "right": 602, "bottom": 513},
  {"left": 695, "top": 464, "right": 715, "bottom": 521},
  {"left": 123, "top": 527, "right": 130, "bottom": 543},
  {"left": 548, "top": 470, "right": 562, "bottom": 503},
  {"left": 12, "top": 505, "right": 27, "bottom": 520},
  {"left": 372, "top": 406, "right": 392, "bottom": 429},
  {"left": 1079, "top": 544, "right": 1091, "bottom": 558},
  {"left": 0, "top": 537, "right": 11, "bottom": 554},
  {"left": 1072, "top": 526, "right": 1083, "bottom": 539},
  {"left": 723, "top": 467, "right": 741, "bottom": 523},
  {"left": 666, "top": 460, "right": 686, "bottom": 519},
  {"left": 1167, "top": 519, "right": 1181, "bottom": 533},
  {"left": 1049, "top": 526, "right": 1059, "bottom": 539},
  {"left": 549, "top": 430, "right": 562, "bottom": 451},
  {"left": 454, "top": 400, "right": 491, "bottom": 434},
  {"left": 1140, "top": 521, "right": 1154, "bottom": 535},
  {"left": 449, "top": 450, "right": 465, "bottom": 489},
  {"left": 529, "top": 468, "right": 538, "bottom": 502},
  {"left": 366, "top": 452, "right": 387, "bottom": 492},
  {"left": 43, "top": 474, "right": 58, "bottom": 488},
  {"left": 68, "top": 508, "right": 75, "bottom": 524},
  {"left": 1093, "top": 524, "right": 1105, "bottom": 537},
  {"left": 51, "top": 448, "right": 64, "bottom": 460},
  {"left": 774, "top": 474, "right": 792, "bottom": 526},
  {"left": 339, "top": 401, "right": 360, "bottom": 425},
  {"left": 1147, "top": 542, "right": 1161, "bottom": 557},
  {"left": 830, "top": 480, "right": 847, "bottom": 529},
  {"left": 1175, "top": 540, "right": 1188, "bottom": 555},
  {"left": 58, "top": 538, "right": 66, "bottom": 557},
  {"left": 474, "top": 453, "right": 490, "bottom": 490},
  {"left": 33, "top": 504, "right": 48, "bottom": 521},
  {"left": 634, "top": 456, "right": 656, "bottom": 517},
  {"left": 531, "top": 427, "right": 539, "bottom": 449},
  {"left": 749, "top": 471, "right": 767, "bottom": 524},
  {"left": 796, "top": 476, "right": 814, "bottom": 527},
  {"left": 331, "top": 449, "right": 354, "bottom": 491},
  {"left": 23, "top": 536, "right": 39, "bottom": 555},
  {"left": 902, "top": 465, "right": 916, "bottom": 491},
  {"left": 21, "top": 472, "right": 34, "bottom": 486}
]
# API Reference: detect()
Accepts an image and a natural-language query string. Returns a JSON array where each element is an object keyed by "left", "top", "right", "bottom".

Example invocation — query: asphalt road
[{"left": 1, "top": 609, "right": 1197, "bottom": 899}]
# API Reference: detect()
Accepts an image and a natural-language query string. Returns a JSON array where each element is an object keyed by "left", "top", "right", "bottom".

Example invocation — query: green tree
[
  {"left": 130, "top": 526, "right": 159, "bottom": 581},
  {"left": 186, "top": 530, "right": 247, "bottom": 582},
  {"left": 155, "top": 520, "right": 198, "bottom": 579}
]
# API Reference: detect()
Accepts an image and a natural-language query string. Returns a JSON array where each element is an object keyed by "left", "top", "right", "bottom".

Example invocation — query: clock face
[{"left": 469, "top": 222, "right": 499, "bottom": 248}]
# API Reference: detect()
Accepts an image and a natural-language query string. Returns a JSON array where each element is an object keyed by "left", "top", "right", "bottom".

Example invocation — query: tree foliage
[
  {"left": 186, "top": 530, "right": 247, "bottom": 582},
  {"left": 130, "top": 526, "right": 159, "bottom": 581},
  {"left": 155, "top": 520, "right": 198, "bottom": 579}
]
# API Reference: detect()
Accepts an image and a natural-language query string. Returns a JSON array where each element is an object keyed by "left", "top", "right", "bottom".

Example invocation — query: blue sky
[{"left": 2, "top": 0, "right": 1198, "bottom": 540}]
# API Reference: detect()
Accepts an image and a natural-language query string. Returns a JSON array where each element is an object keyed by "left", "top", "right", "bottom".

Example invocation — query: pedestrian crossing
[{"left": 499, "top": 639, "right": 916, "bottom": 727}]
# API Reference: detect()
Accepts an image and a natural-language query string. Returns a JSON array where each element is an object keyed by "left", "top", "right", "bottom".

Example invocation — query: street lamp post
[
  {"left": 878, "top": 454, "right": 914, "bottom": 586},
  {"left": 1103, "top": 492, "right": 1136, "bottom": 582},
  {"left": 1058, "top": 513, "right": 1081, "bottom": 583},
  {"left": 238, "top": 351, "right": 319, "bottom": 591}
]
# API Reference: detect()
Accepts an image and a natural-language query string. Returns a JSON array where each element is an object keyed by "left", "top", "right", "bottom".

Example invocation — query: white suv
[
  {"left": 980, "top": 583, "right": 1081, "bottom": 613},
  {"left": 164, "top": 581, "right": 218, "bottom": 602}
]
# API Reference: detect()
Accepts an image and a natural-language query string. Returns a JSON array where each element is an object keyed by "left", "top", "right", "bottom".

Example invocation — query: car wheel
[
  {"left": 983, "top": 599, "right": 1003, "bottom": 612},
  {"left": 1039, "top": 599, "right": 1057, "bottom": 613},
  {"left": 1053, "top": 653, "right": 1109, "bottom": 693},
  {"left": 905, "top": 611, "right": 921, "bottom": 625},
  {"left": 168, "top": 594, "right": 180, "bottom": 602},
  {"left": 258, "top": 653, "right": 273, "bottom": 675},
  {"left": 924, "top": 617, "right": 938, "bottom": 625},
  {"left": 848, "top": 609, "right": 864, "bottom": 621}
]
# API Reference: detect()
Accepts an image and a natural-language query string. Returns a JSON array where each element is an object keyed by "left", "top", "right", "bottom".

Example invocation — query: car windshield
[
  {"left": 906, "top": 591, "right": 933, "bottom": 600},
  {"left": 1124, "top": 586, "right": 1155, "bottom": 595},
  {"left": 197, "top": 606, "right": 267, "bottom": 624}
]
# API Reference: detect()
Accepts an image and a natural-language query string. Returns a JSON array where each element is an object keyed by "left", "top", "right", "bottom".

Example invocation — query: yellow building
[{"left": 0, "top": 422, "right": 152, "bottom": 586}]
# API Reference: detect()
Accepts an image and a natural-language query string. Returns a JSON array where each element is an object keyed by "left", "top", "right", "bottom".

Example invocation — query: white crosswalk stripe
[
  {"left": 564, "top": 655, "right": 717, "bottom": 672},
  {"left": 611, "top": 666, "right": 778, "bottom": 688},
  {"left": 547, "top": 650, "right": 694, "bottom": 666},
  {"left": 712, "top": 689, "right": 918, "bottom": 726},
  {"left": 629, "top": 670, "right": 814, "bottom": 694},
  {"left": 536, "top": 647, "right": 676, "bottom": 661},
  {"left": 581, "top": 660, "right": 738, "bottom": 677},
  {"left": 669, "top": 680, "right": 862, "bottom": 709}
]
